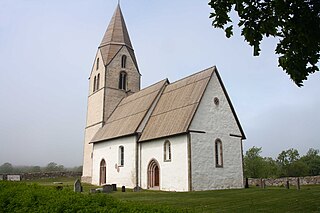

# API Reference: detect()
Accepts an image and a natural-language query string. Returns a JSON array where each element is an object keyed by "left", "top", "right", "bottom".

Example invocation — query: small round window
[{"left": 214, "top": 97, "right": 219, "bottom": 106}]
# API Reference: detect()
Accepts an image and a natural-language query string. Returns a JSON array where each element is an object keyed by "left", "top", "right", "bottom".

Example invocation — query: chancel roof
[{"left": 139, "top": 68, "right": 214, "bottom": 142}]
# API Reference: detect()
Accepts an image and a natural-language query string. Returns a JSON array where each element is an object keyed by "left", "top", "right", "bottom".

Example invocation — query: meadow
[{"left": 1, "top": 178, "right": 319, "bottom": 212}]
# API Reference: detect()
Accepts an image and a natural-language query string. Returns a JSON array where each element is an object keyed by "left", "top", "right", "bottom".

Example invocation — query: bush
[{"left": 0, "top": 181, "right": 182, "bottom": 212}]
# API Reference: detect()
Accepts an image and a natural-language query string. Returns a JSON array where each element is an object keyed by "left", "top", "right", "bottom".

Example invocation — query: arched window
[
  {"left": 119, "top": 71, "right": 127, "bottom": 90},
  {"left": 93, "top": 76, "right": 97, "bottom": 92},
  {"left": 119, "top": 146, "right": 124, "bottom": 166},
  {"left": 100, "top": 159, "right": 106, "bottom": 185},
  {"left": 97, "top": 74, "right": 100, "bottom": 90},
  {"left": 163, "top": 140, "right": 171, "bottom": 161},
  {"left": 121, "top": 55, "right": 127, "bottom": 68},
  {"left": 96, "top": 58, "right": 99, "bottom": 70},
  {"left": 215, "top": 139, "right": 223, "bottom": 167}
]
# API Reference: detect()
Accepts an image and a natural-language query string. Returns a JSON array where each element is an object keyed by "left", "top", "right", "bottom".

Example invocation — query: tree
[
  {"left": 0, "top": 162, "right": 14, "bottom": 173},
  {"left": 45, "top": 162, "right": 65, "bottom": 172},
  {"left": 276, "top": 148, "right": 308, "bottom": 177},
  {"left": 209, "top": 0, "right": 320, "bottom": 87},
  {"left": 244, "top": 146, "right": 265, "bottom": 178},
  {"left": 300, "top": 148, "right": 320, "bottom": 175}
]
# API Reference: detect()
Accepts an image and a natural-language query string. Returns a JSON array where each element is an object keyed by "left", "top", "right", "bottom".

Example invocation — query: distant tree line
[
  {"left": 0, "top": 162, "right": 82, "bottom": 174},
  {"left": 244, "top": 147, "right": 320, "bottom": 178}
]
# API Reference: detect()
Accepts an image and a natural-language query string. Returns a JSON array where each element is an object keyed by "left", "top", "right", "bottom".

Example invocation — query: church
[{"left": 82, "top": 4, "right": 246, "bottom": 191}]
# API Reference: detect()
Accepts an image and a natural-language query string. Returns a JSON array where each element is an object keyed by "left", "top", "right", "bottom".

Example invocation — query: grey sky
[{"left": 0, "top": 1, "right": 319, "bottom": 167}]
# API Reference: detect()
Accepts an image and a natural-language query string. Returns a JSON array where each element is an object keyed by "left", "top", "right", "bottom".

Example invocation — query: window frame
[
  {"left": 119, "top": 71, "right": 127, "bottom": 90},
  {"left": 215, "top": 139, "right": 223, "bottom": 168},
  {"left": 119, "top": 146, "right": 124, "bottom": 167},
  {"left": 121, "top": 55, "right": 127, "bottom": 68},
  {"left": 163, "top": 140, "right": 172, "bottom": 162}
]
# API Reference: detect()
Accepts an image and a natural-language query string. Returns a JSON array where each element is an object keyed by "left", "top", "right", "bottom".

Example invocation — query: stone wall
[
  {"left": 248, "top": 175, "right": 320, "bottom": 187},
  {"left": 0, "top": 171, "right": 82, "bottom": 181}
]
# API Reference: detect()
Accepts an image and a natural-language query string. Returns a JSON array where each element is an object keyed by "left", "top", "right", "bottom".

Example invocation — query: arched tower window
[
  {"left": 100, "top": 159, "right": 106, "bottom": 185},
  {"left": 119, "top": 146, "right": 124, "bottom": 166},
  {"left": 93, "top": 76, "right": 97, "bottom": 92},
  {"left": 121, "top": 55, "right": 127, "bottom": 68},
  {"left": 119, "top": 71, "right": 127, "bottom": 90},
  {"left": 164, "top": 140, "right": 171, "bottom": 161},
  {"left": 97, "top": 74, "right": 100, "bottom": 90},
  {"left": 215, "top": 139, "right": 223, "bottom": 167},
  {"left": 96, "top": 58, "right": 99, "bottom": 70}
]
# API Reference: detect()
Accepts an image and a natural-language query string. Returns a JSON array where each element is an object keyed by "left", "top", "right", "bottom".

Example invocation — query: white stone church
[{"left": 82, "top": 4, "right": 246, "bottom": 191}]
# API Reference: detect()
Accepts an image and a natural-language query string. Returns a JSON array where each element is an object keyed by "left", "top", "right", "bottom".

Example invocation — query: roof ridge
[{"left": 169, "top": 66, "right": 215, "bottom": 85}]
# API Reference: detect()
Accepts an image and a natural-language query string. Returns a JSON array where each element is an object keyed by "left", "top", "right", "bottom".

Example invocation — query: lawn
[
  {"left": 5, "top": 178, "right": 320, "bottom": 212},
  {"left": 110, "top": 186, "right": 320, "bottom": 212}
]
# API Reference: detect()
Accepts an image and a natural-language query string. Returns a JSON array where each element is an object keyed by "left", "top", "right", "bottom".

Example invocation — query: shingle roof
[
  {"left": 100, "top": 4, "right": 132, "bottom": 48},
  {"left": 91, "top": 66, "right": 246, "bottom": 143},
  {"left": 98, "top": 5, "right": 139, "bottom": 70},
  {"left": 91, "top": 79, "right": 168, "bottom": 143},
  {"left": 139, "top": 67, "right": 214, "bottom": 142}
]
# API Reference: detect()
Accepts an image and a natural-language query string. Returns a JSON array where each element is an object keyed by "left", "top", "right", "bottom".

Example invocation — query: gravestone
[
  {"left": 74, "top": 179, "right": 82, "bottom": 192},
  {"left": 0, "top": 175, "right": 4, "bottom": 181},
  {"left": 286, "top": 180, "right": 290, "bottom": 189},
  {"left": 90, "top": 189, "right": 96, "bottom": 194},
  {"left": 245, "top": 178, "right": 249, "bottom": 188},
  {"left": 102, "top": 184, "right": 113, "bottom": 193},
  {"left": 133, "top": 186, "right": 142, "bottom": 192},
  {"left": 112, "top": 184, "right": 117, "bottom": 191},
  {"left": 296, "top": 178, "right": 300, "bottom": 190},
  {"left": 7, "top": 175, "right": 21, "bottom": 181},
  {"left": 121, "top": 186, "right": 126, "bottom": 192}
]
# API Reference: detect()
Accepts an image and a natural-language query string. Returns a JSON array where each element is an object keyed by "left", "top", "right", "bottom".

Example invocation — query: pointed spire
[{"left": 100, "top": 4, "right": 132, "bottom": 48}]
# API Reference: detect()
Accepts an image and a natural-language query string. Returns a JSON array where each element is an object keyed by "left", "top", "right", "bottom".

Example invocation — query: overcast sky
[{"left": 0, "top": 1, "right": 319, "bottom": 167}]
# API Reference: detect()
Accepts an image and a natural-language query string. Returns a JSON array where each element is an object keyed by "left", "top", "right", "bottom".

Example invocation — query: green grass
[
  {"left": 7, "top": 178, "right": 320, "bottom": 212},
  {"left": 110, "top": 186, "right": 320, "bottom": 212}
]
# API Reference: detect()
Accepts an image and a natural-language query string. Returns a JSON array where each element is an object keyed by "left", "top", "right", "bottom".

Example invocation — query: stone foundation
[{"left": 81, "top": 176, "right": 92, "bottom": 184}]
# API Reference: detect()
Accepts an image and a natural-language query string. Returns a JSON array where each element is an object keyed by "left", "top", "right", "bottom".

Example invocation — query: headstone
[
  {"left": 286, "top": 180, "right": 290, "bottom": 189},
  {"left": 102, "top": 184, "right": 113, "bottom": 193},
  {"left": 121, "top": 186, "right": 126, "bottom": 192},
  {"left": 133, "top": 186, "right": 142, "bottom": 192},
  {"left": 90, "top": 189, "right": 97, "bottom": 194},
  {"left": 74, "top": 179, "right": 82, "bottom": 192},
  {"left": 297, "top": 178, "right": 300, "bottom": 190},
  {"left": 245, "top": 178, "right": 249, "bottom": 188},
  {"left": 112, "top": 184, "right": 117, "bottom": 191},
  {"left": 7, "top": 175, "right": 21, "bottom": 181},
  {"left": 0, "top": 175, "right": 3, "bottom": 181}
]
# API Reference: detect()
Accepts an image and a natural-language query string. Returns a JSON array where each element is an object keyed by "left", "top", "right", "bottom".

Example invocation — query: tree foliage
[
  {"left": 209, "top": 0, "right": 320, "bottom": 86},
  {"left": 244, "top": 147, "right": 320, "bottom": 178}
]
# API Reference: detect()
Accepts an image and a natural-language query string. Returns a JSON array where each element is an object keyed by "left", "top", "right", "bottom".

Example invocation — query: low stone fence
[
  {"left": 248, "top": 175, "right": 320, "bottom": 187},
  {"left": 0, "top": 171, "right": 82, "bottom": 181}
]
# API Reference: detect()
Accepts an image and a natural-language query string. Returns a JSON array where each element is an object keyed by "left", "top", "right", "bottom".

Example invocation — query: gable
[{"left": 189, "top": 67, "right": 246, "bottom": 139}]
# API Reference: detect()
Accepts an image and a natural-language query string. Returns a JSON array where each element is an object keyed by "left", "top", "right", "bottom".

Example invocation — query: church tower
[{"left": 82, "top": 4, "right": 140, "bottom": 183}]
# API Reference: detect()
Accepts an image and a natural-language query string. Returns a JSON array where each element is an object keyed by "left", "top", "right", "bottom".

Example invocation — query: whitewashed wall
[
  {"left": 92, "top": 135, "right": 137, "bottom": 188},
  {"left": 189, "top": 71, "right": 244, "bottom": 191},
  {"left": 139, "top": 135, "right": 189, "bottom": 191}
]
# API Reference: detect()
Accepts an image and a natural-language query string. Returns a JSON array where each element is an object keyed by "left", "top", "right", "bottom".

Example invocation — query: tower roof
[
  {"left": 98, "top": 4, "right": 138, "bottom": 70},
  {"left": 100, "top": 4, "right": 132, "bottom": 48}
]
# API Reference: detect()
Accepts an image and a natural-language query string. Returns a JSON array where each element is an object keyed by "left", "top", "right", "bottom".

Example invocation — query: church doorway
[
  {"left": 147, "top": 159, "right": 160, "bottom": 190},
  {"left": 100, "top": 159, "right": 106, "bottom": 185}
]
